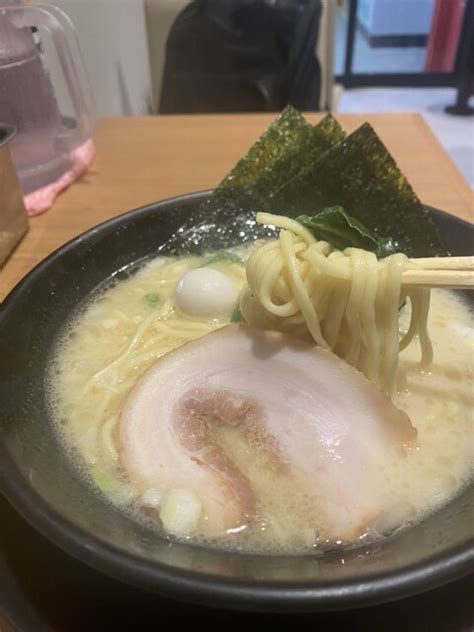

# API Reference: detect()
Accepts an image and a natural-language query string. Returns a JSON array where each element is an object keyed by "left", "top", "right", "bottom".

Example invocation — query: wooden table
[
  {"left": 1, "top": 112, "right": 473, "bottom": 629},
  {"left": 0, "top": 113, "right": 473, "bottom": 301}
]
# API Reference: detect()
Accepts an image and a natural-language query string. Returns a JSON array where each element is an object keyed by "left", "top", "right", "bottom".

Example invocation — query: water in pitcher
[
  {"left": 0, "top": 1, "right": 94, "bottom": 196},
  {"left": 0, "top": 4, "right": 71, "bottom": 194}
]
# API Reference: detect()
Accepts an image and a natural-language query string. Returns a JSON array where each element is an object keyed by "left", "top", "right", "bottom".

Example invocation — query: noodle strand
[{"left": 241, "top": 213, "right": 432, "bottom": 394}]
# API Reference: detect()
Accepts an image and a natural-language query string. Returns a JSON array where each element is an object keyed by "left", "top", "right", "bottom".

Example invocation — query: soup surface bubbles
[{"left": 49, "top": 248, "right": 474, "bottom": 554}]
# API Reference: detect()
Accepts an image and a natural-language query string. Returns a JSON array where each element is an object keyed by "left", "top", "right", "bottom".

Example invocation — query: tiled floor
[{"left": 337, "top": 87, "right": 474, "bottom": 189}]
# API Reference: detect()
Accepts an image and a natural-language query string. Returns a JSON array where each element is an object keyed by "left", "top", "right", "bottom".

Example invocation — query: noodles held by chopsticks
[{"left": 241, "top": 213, "right": 433, "bottom": 394}]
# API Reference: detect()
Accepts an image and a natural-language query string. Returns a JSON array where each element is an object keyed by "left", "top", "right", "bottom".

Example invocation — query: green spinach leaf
[{"left": 296, "top": 206, "right": 397, "bottom": 258}]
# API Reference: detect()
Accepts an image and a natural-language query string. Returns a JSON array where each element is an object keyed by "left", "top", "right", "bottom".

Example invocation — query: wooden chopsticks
[{"left": 402, "top": 256, "right": 474, "bottom": 289}]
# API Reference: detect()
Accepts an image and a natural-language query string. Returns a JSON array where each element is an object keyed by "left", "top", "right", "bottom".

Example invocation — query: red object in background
[{"left": 424, "top": 0, "right": 466, "bottom": 71}]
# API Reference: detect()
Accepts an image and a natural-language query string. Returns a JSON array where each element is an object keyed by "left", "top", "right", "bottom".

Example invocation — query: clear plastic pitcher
[{"left": 0, "top": 1, "right": 95, "bottom": 195}]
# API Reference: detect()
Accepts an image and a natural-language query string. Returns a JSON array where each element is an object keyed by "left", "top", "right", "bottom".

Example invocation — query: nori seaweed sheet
[
  {"left": 220, "top": 113, "right": 346, "bottom": 207},
  {"left": 160, "top": 113, "right": 446, "bottom": 258},
  {"left": 218, "top": 105, "right": 310, "bottom": 196},
  {"left": 161, "top": 112, "right": 346, "bottom": 256},
  {"left": 158, "top": 189, "right": 278, "bottom": 256},
  {"left": 271, "top": 123, "right": 447, "bottom": 256},
  {"left": 259, "top": 115, "right": 346, "bottom": 205}
]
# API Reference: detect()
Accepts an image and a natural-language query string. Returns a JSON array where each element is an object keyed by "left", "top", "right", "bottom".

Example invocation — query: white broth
[{"left": 48, "top": 250, "right": 473, "bottom": 554}]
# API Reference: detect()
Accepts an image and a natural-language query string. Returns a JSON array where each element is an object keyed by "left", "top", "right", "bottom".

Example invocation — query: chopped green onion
[
  {"left": 203, "top": 252, "right": 245, "bottom": 267},
  {"left": 144, "top": 292, "right": 160, "bottom": 306},
  {"left": 230, "top": 305, "right": 245, "bottom": 323},
  {"left": 93, "top": 467, "right": 116, "bottom": 494}
]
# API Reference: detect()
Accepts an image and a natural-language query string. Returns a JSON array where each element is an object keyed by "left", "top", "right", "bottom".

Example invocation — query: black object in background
[
  {"left": 445, "top": 0, "right": 474, "bottom": 116},
  {"left": 159, "top": 0, "right": 322, "bottom": 113}
]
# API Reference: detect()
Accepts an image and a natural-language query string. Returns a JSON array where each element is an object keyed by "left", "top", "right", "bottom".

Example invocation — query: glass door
[{"left": 335, "top": 0, "right": 473, "bottom": 92}]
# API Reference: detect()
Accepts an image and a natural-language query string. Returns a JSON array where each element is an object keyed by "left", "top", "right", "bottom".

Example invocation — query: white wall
[{"left": 32, "top": 0, "right": 153, "bottom": 116}]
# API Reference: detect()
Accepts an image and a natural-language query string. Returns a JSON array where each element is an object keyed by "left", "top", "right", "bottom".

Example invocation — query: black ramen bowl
[{"left": 0, "top": 191, "right": 472, "bottom": 613}]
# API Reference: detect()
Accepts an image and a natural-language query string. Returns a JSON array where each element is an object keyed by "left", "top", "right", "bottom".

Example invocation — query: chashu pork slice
[{"left": 118, "top": 325, "right": 416, "bottom": 540}]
